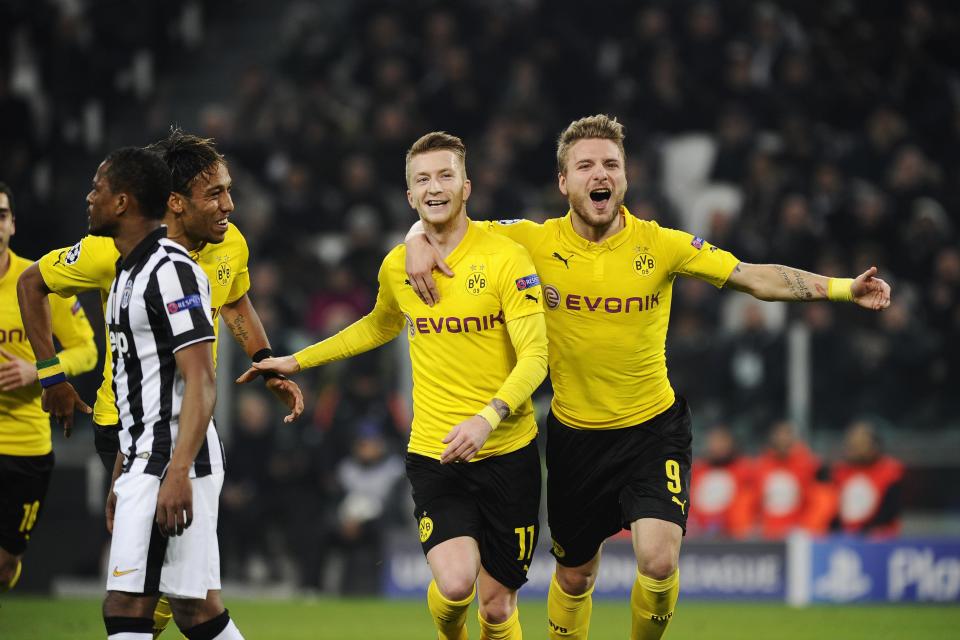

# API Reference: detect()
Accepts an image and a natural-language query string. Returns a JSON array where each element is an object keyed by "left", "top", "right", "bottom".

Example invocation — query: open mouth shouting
[{"left": 589, "top": 187, "right": 612, "bottom": 211}]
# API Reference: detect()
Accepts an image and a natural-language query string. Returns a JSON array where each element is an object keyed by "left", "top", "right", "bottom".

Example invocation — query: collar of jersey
[
  {"left": 435, "top": 217, "right": 476, "bottom": 268},
  {"left": 559, "top": 206, "right": 634, "bottom": 251},
  {"left": 121, "top": 225, "right": 167, "bottom": 271}
]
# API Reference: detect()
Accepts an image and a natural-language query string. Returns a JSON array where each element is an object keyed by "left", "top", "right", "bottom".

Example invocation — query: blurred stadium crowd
[{"left": 2, "top": 0, "right": 958, "bottom": 590}]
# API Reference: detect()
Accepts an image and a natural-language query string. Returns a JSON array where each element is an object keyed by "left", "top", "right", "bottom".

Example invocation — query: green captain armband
[{"left": 37, "top": 356, "right": 67, "bottom": 388}]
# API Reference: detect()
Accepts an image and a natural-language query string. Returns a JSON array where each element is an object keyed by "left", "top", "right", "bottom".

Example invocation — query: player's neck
[
  {"left": 164, "top": 217, "right": 203, "bottom": 253},
  {"left": 115, "top": 220, "right": 162, "bottom": 262},
  {"left": 0, "top": 249, "right": 10, "bottom": 279},
  {"left": 423, "top": 212, "right": 469, "bottom": 258},
  {"left": 167, "top": 229, "right": 204, "bottom": 253},
  {"left": 570, "top": 208, "right": 625, "bottom": 244}
]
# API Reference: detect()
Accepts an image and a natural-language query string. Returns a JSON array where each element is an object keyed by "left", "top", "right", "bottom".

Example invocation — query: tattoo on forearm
[
  {"left": 791, "top": 271, "right": 813, "bottom": 300},
  {"left": 229, "top": 313, "right": 250, "bottom": 346},
  {"left": 774, "top": 265, "right": 813, "bottom": 301},
  {"left": 491, "top": 399, "right": 511, "bottom": 420}
]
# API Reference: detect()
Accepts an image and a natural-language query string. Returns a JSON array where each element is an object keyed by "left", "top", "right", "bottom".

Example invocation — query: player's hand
[
  {"left": 266, "top": 376, "right": 305, "bottom": 423},
  {"left": 156, "top": 472, "right": 192, "bottom": 537},
  {"left": 440, "top": 415, "right": 493, "bottom": 464},
  {"left": 235, "top": 355, "right": 300, "bottom": 384},
  {"left": 405, "top": 233, "right": 454, "bottom": 307},
  {"left": 0, "top": 347, "right": 39, "bottom": 391},
  {"left": 40, "top": 381, "right": 92, "bottom": 438},
  {"left": 105, "top": 486, "right": 117, "bottom": 534},
  {"left": 851, "top": 266, "right": 891, "bottom": 311}
]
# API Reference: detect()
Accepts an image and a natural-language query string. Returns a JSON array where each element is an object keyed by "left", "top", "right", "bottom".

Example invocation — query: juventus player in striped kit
[{"left": 87, "top": 147, "right": 244, "bottom": 640}]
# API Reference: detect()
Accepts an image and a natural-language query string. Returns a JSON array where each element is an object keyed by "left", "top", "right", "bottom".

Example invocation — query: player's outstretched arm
[
  {"left": 237, "top": 296, "right": 405, "bottom": 383},
  {"left": 236, "top": 354, "right": 300, "bottom": 381},
  {"left": 405, "top": 220, "right": 454, "bottom": 307},
  {"left": 16, "top": 263, "right": 91, "bottom": 436},
  {"left": 157, "top": 341, "right": 216, "bottom": 538},
  {"left": 221, "top": 294, "right": 304, "bottom": 423},
  {"left": 725, "top": 263, "right": 891, "bottom": 310}
]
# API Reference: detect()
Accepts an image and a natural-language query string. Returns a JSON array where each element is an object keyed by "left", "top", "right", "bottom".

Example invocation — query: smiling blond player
[{"left": 242, "top": 132, "right": 548, "bottom": 640}]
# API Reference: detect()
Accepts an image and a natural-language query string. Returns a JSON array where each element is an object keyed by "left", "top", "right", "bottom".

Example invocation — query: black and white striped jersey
[{"left": 105, "top": 226, "right": 224, "bottom": 478}]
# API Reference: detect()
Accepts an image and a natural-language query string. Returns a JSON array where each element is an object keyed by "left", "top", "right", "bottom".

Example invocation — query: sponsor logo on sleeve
[
  {"left": 166, "top": 293, "right": 203, "bottom": 314},
  {"left": 691, "top": 236, "right": 704, "bottom": 250},
  {"left": 515, "top": 274, "right": 540, "bottom": 290},
  {"left": 70, "top": 300, "right": 82, "bottom": 315}
]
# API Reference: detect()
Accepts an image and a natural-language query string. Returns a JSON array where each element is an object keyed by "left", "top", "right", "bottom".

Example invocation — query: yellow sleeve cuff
[
  {"left": 477, "top": 405, "right": 503, "bottom": 431},
  {"left": 828, "top": 277, "right": 855, "bottom": 302}
]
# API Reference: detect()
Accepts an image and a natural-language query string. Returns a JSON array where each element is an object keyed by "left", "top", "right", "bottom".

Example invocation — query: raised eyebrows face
[
  {"left": 174, "top": 162, "right": 234, "bottom": 245},
  {"left": 406, "top": 149, "right": 471, "bottom": 226},
  {"left": 558, "top": 138, "right": 627, "bottom": 231}
]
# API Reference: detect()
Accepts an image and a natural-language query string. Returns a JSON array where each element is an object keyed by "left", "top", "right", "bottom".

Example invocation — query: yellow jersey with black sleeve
[
  {"left": 483, "top": 208, "right": 740, "bottom": 430},
  {"left": 295, "top": 221, "right": 547, "bottom": 461},
  {"left": 37, "top": 224, "right": 251, "bottom": 426},
  {"left": 1, "top": 250, "right": 98, "bottom": 455}
]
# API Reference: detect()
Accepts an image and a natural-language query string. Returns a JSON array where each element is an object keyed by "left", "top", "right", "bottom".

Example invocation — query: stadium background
[{"left": 1, "top": 0, "right": 958, "bottom": 637}]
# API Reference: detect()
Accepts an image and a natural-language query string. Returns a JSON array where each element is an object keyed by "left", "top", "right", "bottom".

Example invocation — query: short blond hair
[
  {"left": 405, "top": 131, "right": 466, "bottom": 185},
  {"left": 556, "top": 114, "right": 626, "bottom": 174}
]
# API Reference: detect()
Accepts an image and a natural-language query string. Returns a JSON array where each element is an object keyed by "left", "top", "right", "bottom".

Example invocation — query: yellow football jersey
[
  {"left": 483, "top": 209, "right": 740, "bottom": 429},
  {"left": 1, "top": 251, "right": 97, "bottom": 455},
  {"left": 298, "top": 222, "right": 545, "bottom": 460},
  {"left": 38, "top": 224, "right": 251, "bottom": 425}
]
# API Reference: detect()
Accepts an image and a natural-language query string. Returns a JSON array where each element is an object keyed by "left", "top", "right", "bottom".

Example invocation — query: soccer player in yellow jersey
[
  {"left": 404, "top": 115, "right": 892, "bottom": 640},
  {"left": 16, "top": 130, "right": 302, "bottom": 637},
  {"left": 0, "top": 183, "right": 97, "bottom": 592},
  {"left": 240, "top": 132, "right": 549, "bottom": 640}
]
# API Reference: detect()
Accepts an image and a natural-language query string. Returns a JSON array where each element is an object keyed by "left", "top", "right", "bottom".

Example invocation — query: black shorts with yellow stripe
[
  {"left": 546, "top": 397, "right": 692, "bottom": 568},
  {"left": 0, "top": 451, "right": 54, "bottom": 556},
  {"left": 406, "top": 440, "right": 541, "bottom": 591}
]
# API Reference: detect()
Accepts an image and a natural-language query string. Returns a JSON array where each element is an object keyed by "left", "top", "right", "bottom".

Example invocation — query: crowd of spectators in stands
[
  {"left": 3, "top": 0, "right": 958, "bottom": 589},
  {"left": 689, "top": 418, "right": 904, "bottom": 540}
]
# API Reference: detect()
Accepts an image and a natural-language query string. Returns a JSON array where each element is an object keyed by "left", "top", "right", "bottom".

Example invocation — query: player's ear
[
  {"left": 115, "top": 193, "right": 129, "bottom": 215},
  {"left": 558, "top": 172, "right": 568, "bottom": 197},
  {"left": 462, "top": 178, "right": 471, "bottom": 202},
  {"left": 168, "top": 192, "right": 184, "bottom": 215},
  {"left": 406, "top": 189, "right": 415, "bottom": 210}
]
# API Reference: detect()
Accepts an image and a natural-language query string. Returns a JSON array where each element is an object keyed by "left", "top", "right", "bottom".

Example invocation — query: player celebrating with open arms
[
  {"left": 404, "top": 115, "right": 892, "bottom": 640},
  {"left": 240, "top": 132, "right": 548, "bottom": 640}
]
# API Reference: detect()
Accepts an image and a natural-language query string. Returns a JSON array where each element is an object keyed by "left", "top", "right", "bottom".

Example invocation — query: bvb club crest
[
  {"left": 465, "top": 263, "right": 487, "bottom": 296},
  {"left": 551, "top": 539, "right": 566, "bottom": 559},
  {"left": 419, "top": 516, "right": 434, "bottom": 543},
  {"left": 216, "top": 260, "right": 231, "bottom": 286},
  {"left": 633, "top": 252, "right": 656, "bottom": 278}
]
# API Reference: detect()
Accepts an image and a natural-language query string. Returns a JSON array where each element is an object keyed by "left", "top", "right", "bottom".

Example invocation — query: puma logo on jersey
[
  {"left": 552, "top": 252, "right": 572, "bottom": 268},
  {"left": 672, "top": 496, "right": 687, "bottom": 514},
  {"left": 112, "top": 566, "right": 139, "bottom": 577},
  {"left": 524, "top": 293, "right": 540, "bottom": 303}
]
